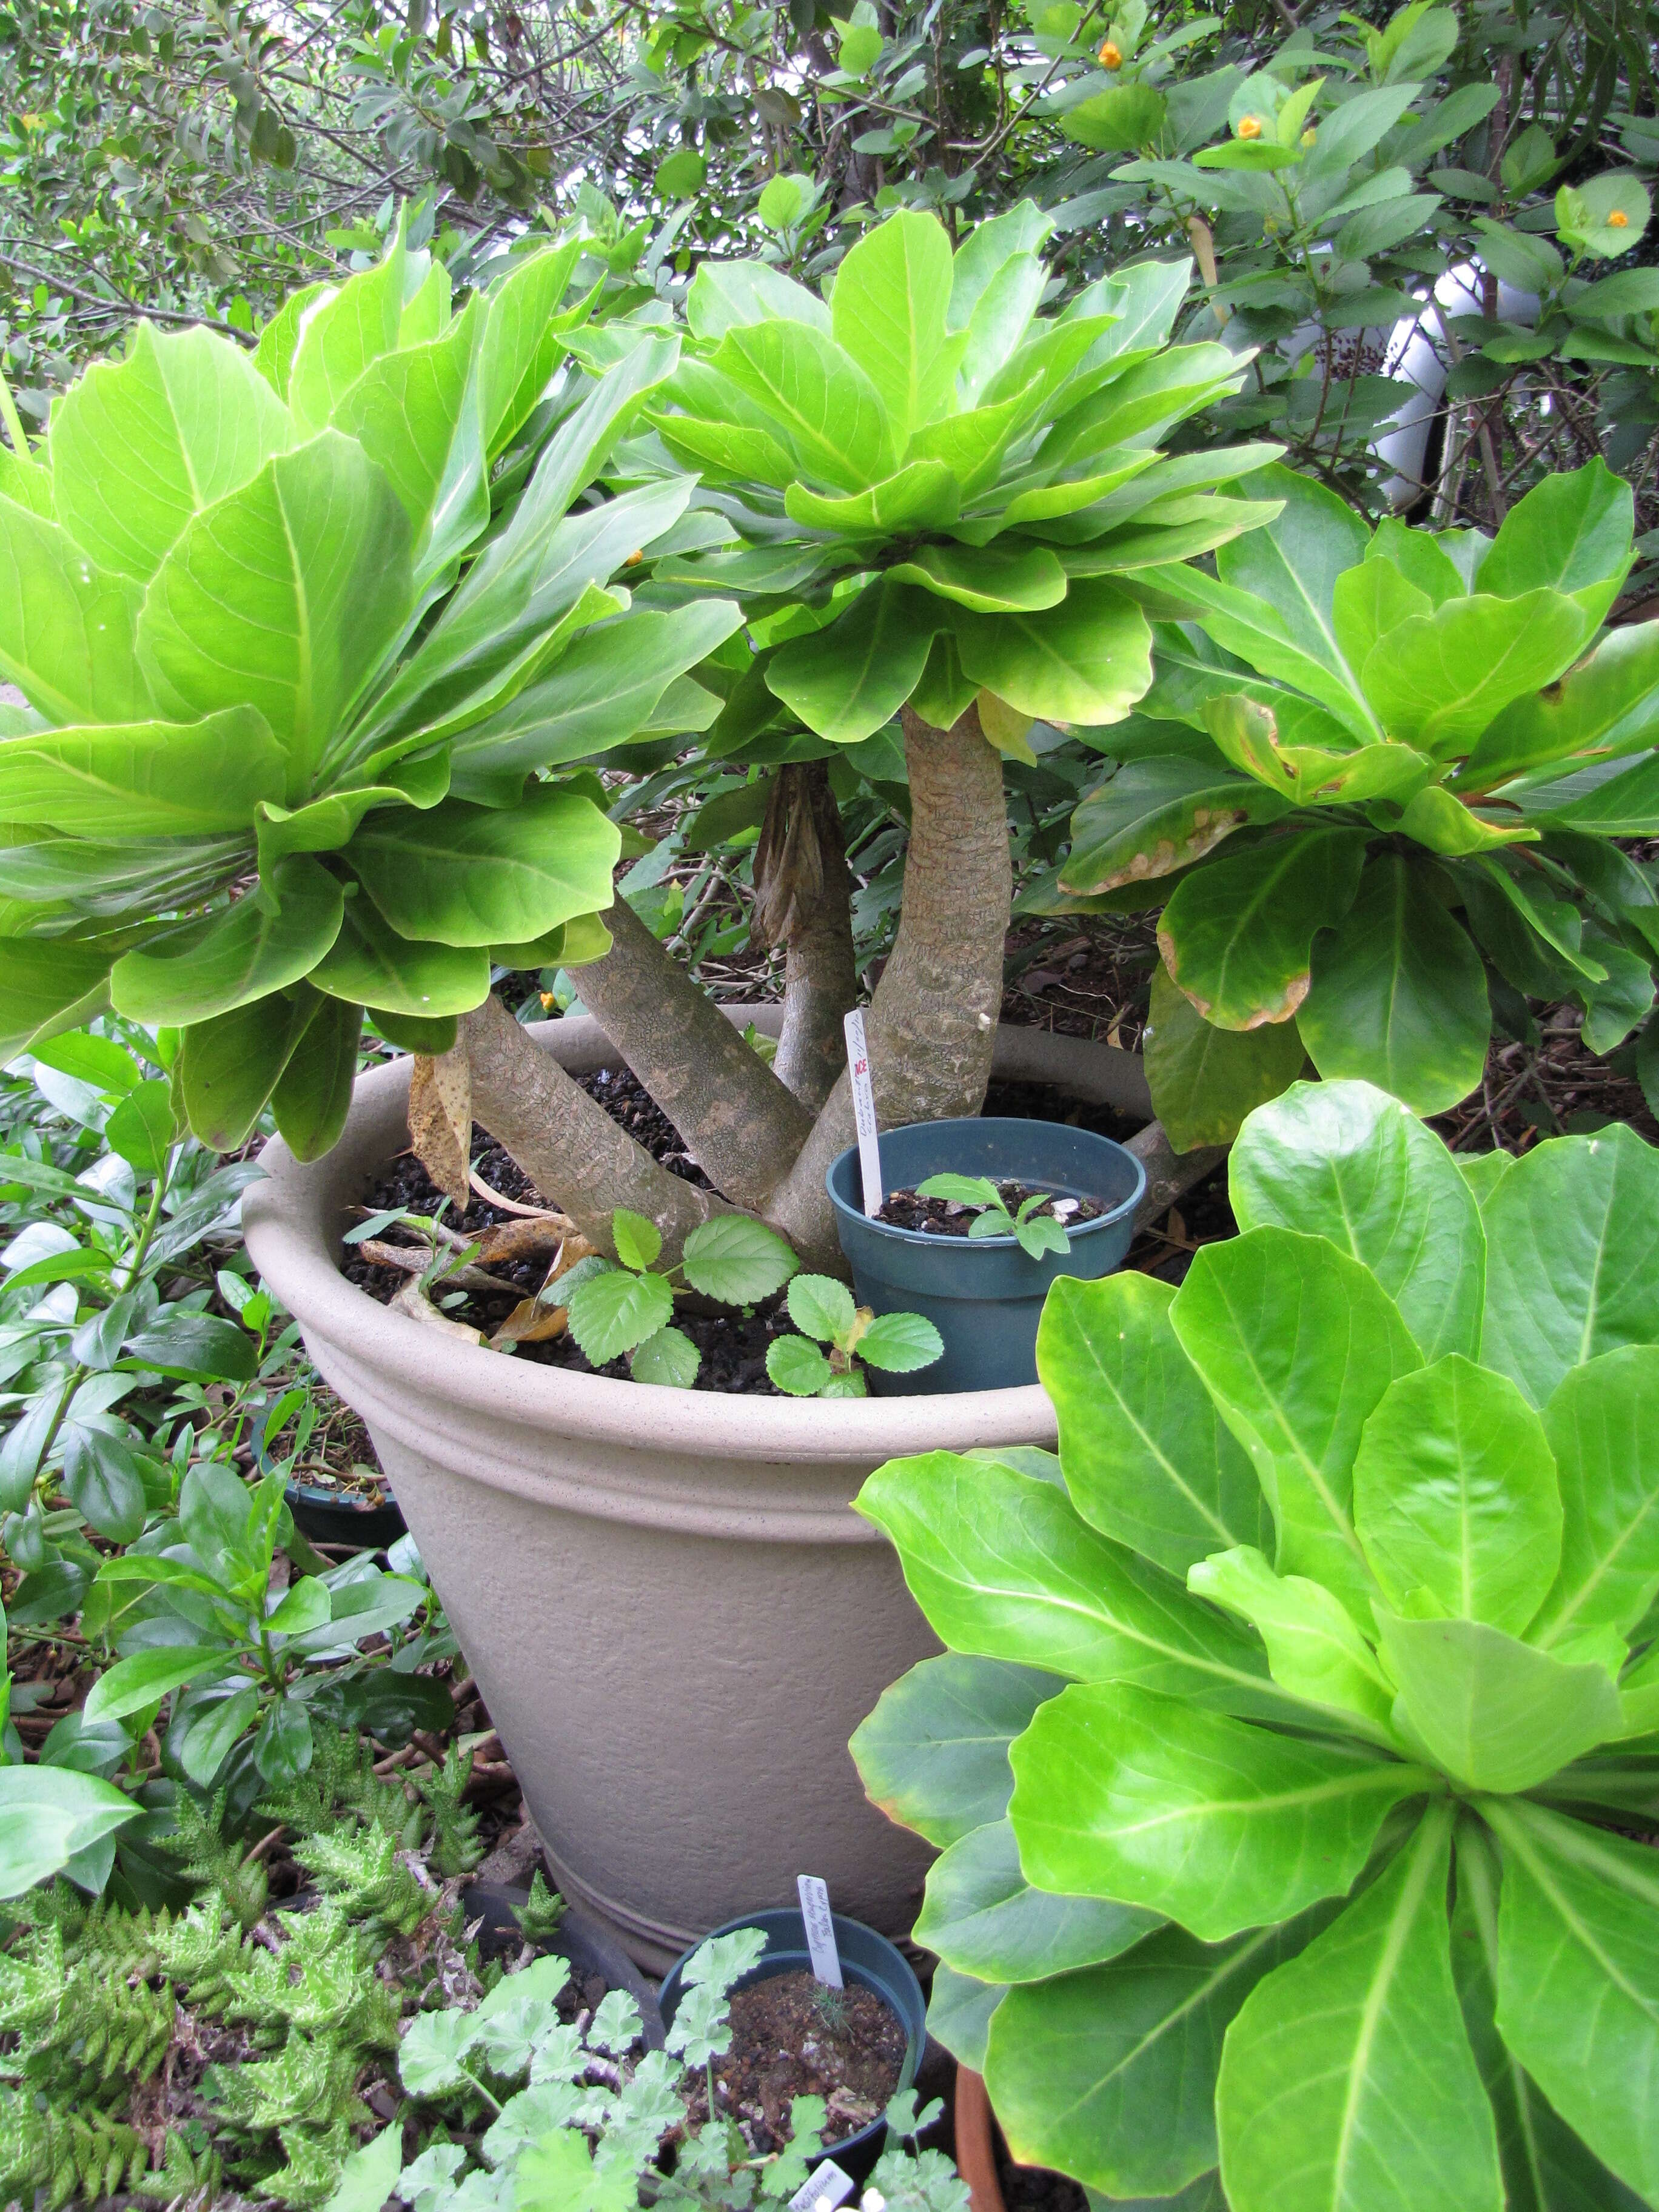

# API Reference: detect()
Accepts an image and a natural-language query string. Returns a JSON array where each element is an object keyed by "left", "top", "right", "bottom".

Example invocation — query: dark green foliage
[{"left": 515, "top": 1869, "right": 568, "bottom": 1943}]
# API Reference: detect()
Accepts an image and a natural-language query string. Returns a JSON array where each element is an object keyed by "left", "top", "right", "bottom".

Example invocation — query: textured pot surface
[{"left": 243, "top": 1013, "right": 1150, "bottom": 1969}]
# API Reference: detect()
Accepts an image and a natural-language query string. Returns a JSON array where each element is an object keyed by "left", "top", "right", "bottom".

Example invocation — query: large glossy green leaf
[
  {"left": 1008, "top": 1681, "right": 1432, "bottom": 1939},
  {"left": 49, "top": 321, "right": 295, "bottom": 586},
  {"left": 285, "top": 230, "right": 406, "bottom": 434},
  {"left": 1480, "top": 1124, "right": 1659, "bottom": 1409},
  {"left": 1330, "top": 555, "right": 1433, "bottom": 670},
  {"left": 1450, "top": 1818, "right": 1646, "bottom": 2212},
  {"left": 927, "top": 1969, "right": 1009, "bottom": 2081},
  {"left": 0, "top": 937, "right": 115, "bottom": 1061},
  {"left": 1536, "top": 751, "right": 1659, "bottom": 835},
  {"left": 830, "top": 209, "right": 959, "bottom": 443},
  {"left": 478, "top": 239, "right": 583, "bottom": 455},
  {"left": 329, "top": 300, "right": 488, "bottom": 590},
  {"left": 1213, "top": 466, "right": 1372, "bottom": 711},
  {"left": 1187, "top": 1546, "right": 1397, "bottom": 1740},
  {"left": 310, "top": 894, "right": 489, "bottom": 1015},
  {"left": 916, "top": 1817, "right": 1159, "bottom": 1984},
  {"left": 178, "top": 988, "right": 320, "bottom": 1149},
  {"left": 0, "top": 501, "right": 152, "bottom": 724},
  {"left": 985, "top": 1917, "right": 1327, "bottom": 2201},
  {"left": 1353, "top": 1356, "right": 1562, "bottom": 1633},
  {"left": 857, "top": 1452, "right": 1285, "bottom": 1713},
  {"left": 1061, "top": 757, "right": 1291, "bottom": 896},
  {"left": 1476, "top": 459, "right": 1633, "bottom": 627},
  {"left": 0, "top": 1765, "right": 142, "bottom": 1899},
  {"left": 271, "top": 993, "right": 361, "bottom": 1162},
  {"left": 1487, "top": 1798, "right": 1659, "bottom": 2202},
  {"left": 1359, "top": 592, "right": 1595, "bottom": 758},
  {"left": 344, "top": 786, "right": 618, "bottom": 948},
  {"left": 784, "top": 461, "right": 961, "bottom": 537},
  {"left": 136, "top": 432, "right": 414, "bottom": 791},
  {"left": 447, "top": 600, "right": 743, "bottom": 789},
  {"left": 1171, "top": 1228, "right": 1419, "bottom": 1623},
  {"left": 1216, "top": 1803, "right": 1502, "bottom": 2212},
  {"left": 1230, "top": 1079, "right": 1486, "bottom": 1361},
  {"left": 886, "top": 540, "right": 1067, "bottom": 613},
  {"left": 711, "top": 319, "right": 894, "bottom": 490},
  {"left": 686, "top": 258, "right": 831, "bottom": 341},
  {"left": 1202, "top": 692, "right": 1436, "bottom": 809},
  {"left": 952, "top": 581, "right": 1153, "bottom": 726},
  {"left": 1532, "top": 1349, "right": 1659, "bottom": 1648},
  {"left": 1038, "top": 1272, "right": 1272, "bottom": 1578},
  {"left": 1158, "top": 828, "right": 1367, "bottom": 1031},
  {"left": 1375, "top": 1613, "right": 1621, "bottom": 1792},
  {"left": 848, "top": 1652, "right": 1062, "bottom": 1848},
  {"left": 1143, "top": 964, "right": 1307, "bottom": 1151},
  {"left": 1299, "top": 853, "right": 1492, "bottom": 1114},
  {"left": 1145, "top": 565, "right": 1378, "bottom": 743},
  {"left": 110, "top": 857, "right": 344, "bottom": 1024},
  {"left": 1461, "top": 620, "right": 1659, "bottom": 790},
  {"left": 765, "top": 581, "right": 939, "bottom": 745},
  {"left": 0, "top": 708, "right": 286, "bottom": 836}
]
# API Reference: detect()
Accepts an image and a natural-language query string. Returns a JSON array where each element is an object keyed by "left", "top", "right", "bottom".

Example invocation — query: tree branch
[
  {"left": 460, "top": 993, "right": 730, "bottom": 1261},
  {"left": 763, "top": 701, "right": 1012, "bottom": 1269},
  {"left": 568, "top": 894, "right": 814, "bottom": 1208},
  {"left": 752, "top": 763, "right": 858, "bottom": 1112}
]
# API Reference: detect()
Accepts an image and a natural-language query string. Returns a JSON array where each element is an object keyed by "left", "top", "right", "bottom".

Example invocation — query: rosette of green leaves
[
  {"left": 1059, "top": 457, "right": 1659, "bottom": 1144},
  {"left": 0, "top": 222, "right": 741, "bottom": 1158},
  {"left": 643, "top": 203, "right": 1281, "bottom": 756},
  {"left": 852, "top": 1079, "right": 1659, "bottom": 2212}
]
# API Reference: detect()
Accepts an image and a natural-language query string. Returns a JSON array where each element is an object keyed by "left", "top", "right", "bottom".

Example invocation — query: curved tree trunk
[
  {"left": 763, "top": 701, "right": 1012, "bottom": 1270},
  {"left": 752, "top": 762, "right": 858, "bottom": 1113}
]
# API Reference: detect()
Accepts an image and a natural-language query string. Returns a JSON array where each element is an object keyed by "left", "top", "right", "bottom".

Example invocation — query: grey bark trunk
[{"left": 751, "top": 762, "right": 858, "bottom": 1113}]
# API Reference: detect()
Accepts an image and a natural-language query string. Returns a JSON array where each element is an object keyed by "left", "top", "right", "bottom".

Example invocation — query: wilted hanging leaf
[
  {"left": 491, "top": 1235, "right": 599, "bottom": 1348},
  {"left": 409, "top": 1048, "right": 472, "bottom": 1208},
  {"left": 390, "top": 1275, "right": 485, "bottom": 1342}
]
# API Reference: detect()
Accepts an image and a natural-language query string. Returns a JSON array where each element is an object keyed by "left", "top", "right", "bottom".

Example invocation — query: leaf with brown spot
[
  {"left": 1063, "top": 757, "right": 1292, "bottom": 896},
  {"left": 1158, "top": 827, "right": 1368, "bottom": 1031},
  {"left": 409, "top": 1048, "right": 472, "bottom": 1209}
]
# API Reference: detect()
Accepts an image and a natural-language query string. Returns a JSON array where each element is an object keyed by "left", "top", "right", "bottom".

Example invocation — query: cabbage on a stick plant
[
  {"left": 1059, "top": 459, "right": 1659, "bottom": 1150},
  {"left": 0, "top": 223, "right": 739, "bottom": 1161},
  {"left": 437, "top": 202, "right": 1281, "bottom": 1276},
  {"left": 852, "top": 1081, "right": 1659, "bottom": 2212}
]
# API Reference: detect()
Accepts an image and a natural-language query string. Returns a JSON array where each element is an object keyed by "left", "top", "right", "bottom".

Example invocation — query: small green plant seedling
[
  {"left": 557, "top": 1210, "right": 799, "bottom": 1387},
  {"left": 766, "top": 1276, "right": 943, "bottom": 1398},
  {"left": 914, "top": 1173, "right": 1076, "bottom": 1260}
]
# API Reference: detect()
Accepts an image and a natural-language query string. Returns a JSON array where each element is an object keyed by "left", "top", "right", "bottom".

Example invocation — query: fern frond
[
  {"left": 156, "top": 1791, "right": 269, "bottom": 1929},
  {"left": 203, "top": 2028, "right": 366, "bottom": 2134},
  {"left": 259, "top": 2117, "right": 361, "bottom": 2211},
  {"left": 0, "top": 2085, "right": 146, "bottom": 2210},
  {"left": 218, "top": 1903, "right": 398, "bottom": 2047},
  {"left": 418, "top": 1743, "right": 484, "bottom": 1877},
  {"left": 292, "top": 1819, "right": 427, "bottom": 1936}
]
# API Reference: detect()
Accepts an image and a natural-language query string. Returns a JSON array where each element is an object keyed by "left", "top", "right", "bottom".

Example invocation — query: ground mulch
[{"left": 681, "top": 1968, "right": 907, "bottom": 2151}]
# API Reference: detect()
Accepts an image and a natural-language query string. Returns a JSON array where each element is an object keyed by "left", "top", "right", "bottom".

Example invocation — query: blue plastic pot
[
  {"left": 658, "top": 1906, "right": 925, "bottom": 2180},
  {"left": 826, "top": 1116, "right": 1145, "bottom": 1395}
]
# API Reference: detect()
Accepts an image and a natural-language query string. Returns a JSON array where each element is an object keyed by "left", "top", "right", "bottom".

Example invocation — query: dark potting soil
[
  {"left": 993, "top": 2134, "right": 1090, "bottom": 2212},
  {"left": 341, "top": 1065, "right": 1167, "bottom": 1390},
  {"left": 680, "top": 1969, "right": 907, "bottom": 2151},
  {"left": 875, "top": 1181, "right": 1105, "bottom": 1237}
]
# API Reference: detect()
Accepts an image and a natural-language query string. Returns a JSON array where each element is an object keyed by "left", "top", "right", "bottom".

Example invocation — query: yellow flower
[
  {"left": 1609, "top": 209, "right": 1631, "bottom": 228},
  {"left": 1238, "top": 114, "right": 1262, "bottom": 139},
  {"left": 1098, "top": 38, "right": 1121, "bottom": 67},
  {"left": 1301, "top": 126, "right": 1317, "bottom": 147},
  {"left": 625, "top": 549, "right": 645, "bottom": 565}
]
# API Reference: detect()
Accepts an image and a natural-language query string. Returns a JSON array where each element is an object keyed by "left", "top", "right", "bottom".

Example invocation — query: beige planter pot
[{"left": 243, "top": 1013, "right": 1150, "bottom": 1970}]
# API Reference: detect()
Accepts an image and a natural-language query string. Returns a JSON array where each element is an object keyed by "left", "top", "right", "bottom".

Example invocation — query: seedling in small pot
[
  {"left": 558, "top": 1209, "right": 799, "bottom": 1386},
  {"left": 913, "top": 1175, "right": 1076, "bottom": 1260},
  {"left": 766, "top": 1277, "right": 943, "bottom": 1398}
]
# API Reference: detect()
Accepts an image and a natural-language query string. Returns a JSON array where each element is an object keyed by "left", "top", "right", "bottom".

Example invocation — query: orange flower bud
[
  {"left": 625, "top": 549, "right": 645, "bottom": 565},
  {"left": 1238, "top": 114, "right": 1262, "bottom": 139},
  {"left": 1609, "top": 209, "right": 1630, "bottom": 227},
  {"left": 1098, "top": 38, "right": 1121, "bottom": 66}
]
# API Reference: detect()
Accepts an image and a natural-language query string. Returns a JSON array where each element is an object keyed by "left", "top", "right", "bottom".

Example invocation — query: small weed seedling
[
  {"left": 914, "top": 1174, "right": 1075, "bottom": 1261},
  {"left": 557, "top": 1210, "right": 798, "bottom": 1386},
  {"left": 766, "top": 1276, "right": 943, "bottom": 1398}
]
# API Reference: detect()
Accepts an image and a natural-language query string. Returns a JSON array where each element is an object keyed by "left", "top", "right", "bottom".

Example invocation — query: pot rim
[
  {"left": 243, "top": 1015, "right": 1149, "bottom": 1464},
  {"left": 825, "top": 1114, "right": 1147, "bottom": 1250}
]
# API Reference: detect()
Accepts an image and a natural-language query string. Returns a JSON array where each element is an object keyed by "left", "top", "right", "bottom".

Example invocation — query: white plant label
[
  {"left": 789, "top": 2159, "right": 856, "bottom": 2212},
  {"left": 797, "top": 1872, "right": 845, "bottom": 1988},
  {"left": 843, "top": 1010, "right": 883, "bottom": 1219}
]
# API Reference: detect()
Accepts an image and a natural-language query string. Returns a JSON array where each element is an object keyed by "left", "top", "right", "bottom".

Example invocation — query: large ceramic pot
[{"left": 243, "top": 1012, "right": 1151, "bottom": 1970}]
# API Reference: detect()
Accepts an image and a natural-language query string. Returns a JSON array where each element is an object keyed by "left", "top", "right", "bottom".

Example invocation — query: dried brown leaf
[{"left": 409, "top": 1050, "right": 472, "bottom": 1209}]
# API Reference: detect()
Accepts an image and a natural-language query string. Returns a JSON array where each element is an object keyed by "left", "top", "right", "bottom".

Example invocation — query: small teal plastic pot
[
  {"left": 658, "top": 1906, "right": 925, "bottom": 2180},
  {"left": 826, "top": 1116, "right": 1145, "bottom": 1395}
]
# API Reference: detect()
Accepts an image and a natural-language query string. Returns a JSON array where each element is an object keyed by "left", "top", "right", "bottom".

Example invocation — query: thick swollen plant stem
[
  {"left": 569, "top": 895, "right": 813, "bottom": 1208},
  {"left": 763, "top": 702, "right": 1013, "bottom": 1271},
  {"left": 460, "top": 993, "right": 729, "bottom": 1261},
  {"left": 757, "top": 763, "right": 858, "bottom": 1113}
]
